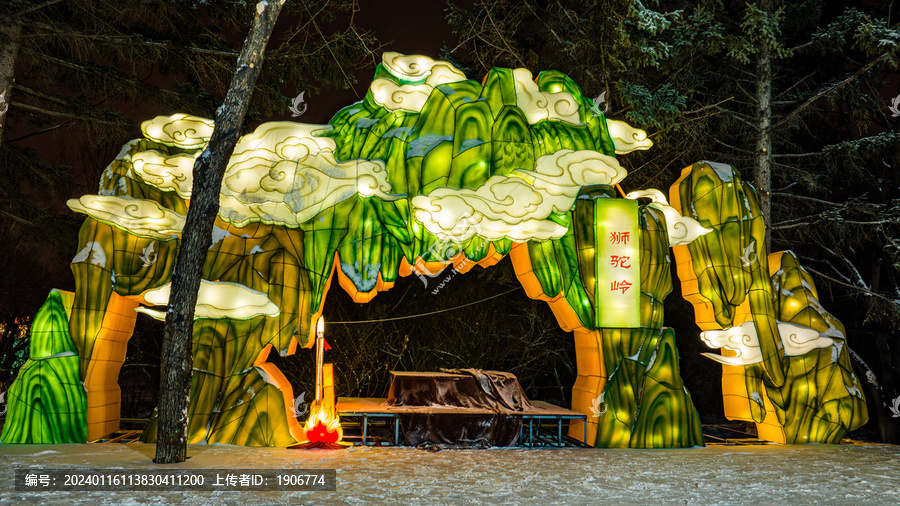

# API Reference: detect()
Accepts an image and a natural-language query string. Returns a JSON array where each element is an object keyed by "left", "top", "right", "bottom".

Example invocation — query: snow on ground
[{"left": 1, "top": 442, "right": 899, "bottom": 504}]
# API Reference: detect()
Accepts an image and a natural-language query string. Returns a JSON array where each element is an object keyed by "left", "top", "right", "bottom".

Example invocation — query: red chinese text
[
  {"left": 609, "top": 255, "right": 632, "bottom": 269},
  {"left": 609, "top": 231, "right": 631, "bottom": 244},
  {"left": 610, "top": 280, "right": 633, "bottom": 293}
]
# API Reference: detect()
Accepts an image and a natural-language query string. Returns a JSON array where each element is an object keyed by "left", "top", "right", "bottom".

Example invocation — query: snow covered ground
[{"left": 1, "top": 442, "right": 898, "bottom": 504}]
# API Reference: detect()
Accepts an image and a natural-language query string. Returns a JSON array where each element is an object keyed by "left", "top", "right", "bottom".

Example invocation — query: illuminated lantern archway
[{"left": 1, "top": 53, "right": 866, "bottom": 447}]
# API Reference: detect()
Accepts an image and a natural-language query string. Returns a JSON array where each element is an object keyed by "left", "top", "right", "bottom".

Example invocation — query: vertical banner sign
[{"left": 594, "top": 198, "right": 640, "bottom": 328}]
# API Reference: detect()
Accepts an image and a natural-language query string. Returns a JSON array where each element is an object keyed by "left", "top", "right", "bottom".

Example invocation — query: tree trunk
[
  {"left": 154, "top": 0, "right": 285, "bottom": 464},
  {"left": 874, "top": 332, "right": 897, "bottom": 443},
  {"left": 0, "top": 16, "right": 21, "bottom": 147},
  {"left": 867, "top": 258, "right": 896, "bottom": 443},
  {"left": 754, "top": 37, "right": 773, "bottom": 253}
]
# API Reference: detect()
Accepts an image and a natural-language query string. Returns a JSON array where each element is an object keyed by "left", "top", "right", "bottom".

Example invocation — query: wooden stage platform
[{"left": 336, "top": 397, "right": 588, "bottom": 447}]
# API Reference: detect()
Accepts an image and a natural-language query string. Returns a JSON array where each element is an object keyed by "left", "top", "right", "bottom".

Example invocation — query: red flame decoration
[
  {"left": 307, "top": 420, "right": 341, "bottom": 444},
  {"left": 303, "top": 406, "right": 343, "bottom": 444}
]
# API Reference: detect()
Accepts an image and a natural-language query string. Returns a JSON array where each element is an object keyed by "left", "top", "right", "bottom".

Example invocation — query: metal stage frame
[{"left": 336, "top": 398, "right": 588, "bottom": 448}]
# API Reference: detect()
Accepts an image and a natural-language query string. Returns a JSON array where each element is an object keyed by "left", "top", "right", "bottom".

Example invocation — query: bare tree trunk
[
  {"left": 874, "top": 332, "right": 897, "bottom": 443},
  {"left": 754, "top": 38, "right": 773, "bottom": 253},
  {"left": 154, "top": 0, "right": 285, "bottom": 464},
  {"left": 867, "top": 257, "right": 898, "bottom": 443},
  {"left": 0, "top": 16, "right": 21, "bottom": 147}
]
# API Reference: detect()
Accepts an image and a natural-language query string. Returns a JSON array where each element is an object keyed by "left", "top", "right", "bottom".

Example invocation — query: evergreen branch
[
  {"left": 799, "top": 264, "right": 895, "bottom": 302},
  {"left": 13, "top": 83, "right": 69, "bottom": 105},
  {"left": 26, "top": 22, "right": 242, "bottom": 57},
  {"left": 523, "top": 1, "right": 570, "bottom": 49},
  {"left": 289, "top": 0, "right": 332, "bottom": 40},
  {"left": 772, "top": 221, "right": 814, "bottom": 230},
  {"left": 773, "top": 53, "right": 889, "bottom": 129},
  {"left": 300, "top": 3, "right": 359, "bottom": 98},
  {"left": 772, "top": 214, "right": 824, "bottom": 227},
  {"left": 729, "top": 64, "right": 762, "bottom": 79},
  {"left": 804, "top": 257, "right": 854, "bottom": 284},
  {"left": 12, "top": 102, "right": 130, "bottom": 126},
  {"left": 125, "top": 39, "right": 240, "bottom": 58},
  {"left": 481, "top": 4, "right": 526, "bottom": 68},
  {"left": 773, "top": 219, "right": 894, "bottom": 230},
  {"left": 771, "top": 160, "right": 802, "bottom": 170},
  {"left": 824, "top": 245, "right": 870, "bottom": 290},
  {"left": 7, "top": 121, "right": 75, "bottom": 143},
  {"left": 772, "top": 182, "right": 797, "bottom": 192},
  {"left": 669, "top": 107, "right": 727, "bottom": 130},
  {"left": 626, "top": 150, "right": 670, "bottom": 176},
  {"left": 715, "top": 105, "right": 755, "bottom": 127},
  {"left": 346, "top": 4, "right": 381, "bottom": 68},
  {"left": 822, "top": 130, "right": 900, "bottom": 156},
  {"left": 773, "top": 68, "right": 820, "bottom": 101},
  {"left": 28, "top": 51, "right": 89, "bottom": 72},
  {"left": 29, "top": 52, "right": 180, "bottom": 98},
  {"left": 683, "top": 97, "right": 734, "bottom": 115},
  {"left": 713, "top": 137, "right": 753, "bottom": 154},
  {"left": 16, "top": 0, "right": 63, "bottom": 17},
  {"left": 772, "top": 151, "right": 823, "bottom": 158},
  {"left": 732, "top": 80, "right": 757, "bottom": 102},
  {"left": 789, "top": 40, "right": 816, "bottom": 53},
  {"left": 771, "top": 191, "right": 855, "bottom": 209},
  {"left": 839, "top": 220, "right": 895, "bottom": 226},
  {"left": 0, "top": 210, "right": 35, "bottom": 227}
]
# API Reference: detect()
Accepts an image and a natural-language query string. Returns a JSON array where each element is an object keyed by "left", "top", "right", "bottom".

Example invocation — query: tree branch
[
  {"left": 16, "top": 0, "right": 63, "bottom": 17},
  {"left": 772, "top": 222, "right": 814, "bottom": 230},
  {"left": 772, "top": 151, "right": 823, "bottom": 158},
  {"left": 772, "top": 214, "right": 825, "bottom": 227},
  {"left": 773, "top": 219, "right": 895, "bottom": 230},
  {"left": 771, "top": 191, "right": 855, "bottom": 209},
  {"left": 26, "top": 52, "right": 181, "bottom": 98},
  {"left": 0, "top": 209, "right": 35, "bottom": 227},
  {"left": 773, "top": 53, "right": 889, "bottom": 130},
  {"left": 683, "top": 97, "right": 734, "bottom": 115},
  {"left": 12, "top": 101, "right": 130, "bottom": 125},
  {"left": 13, "top": 83, "right": 68, "bottom": 105},
  {"left": 300, "top": 2, "right": 359, "bottom": 98},
  {"left": 482, "top": 3, "right": 526, "bottom": 68},
  {"left": 26, "top": 22, "right": 242, "bottom": 57},
  {"left": 715, "top": 105, "right": 755, "bottom": 127},
  {"left": 802, "top": 265, "right": 884, "bottom": 297},
  {"left": 7, "top": 120, "right": 75, "bottom": 142},
  {"left": 714, "top": 137, "right": 754, "bottom": 154}
]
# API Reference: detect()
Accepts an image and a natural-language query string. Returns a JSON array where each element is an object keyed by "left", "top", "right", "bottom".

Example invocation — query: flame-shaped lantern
[
  {"left": 303, "top": 405, "right": 343, "bottom": 444},
  {"left": 290, "top": 315, "right": 347, "bottom": 449}
]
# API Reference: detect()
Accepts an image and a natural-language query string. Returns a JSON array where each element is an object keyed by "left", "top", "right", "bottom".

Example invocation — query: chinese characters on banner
[{"left": 594, "top": 198, "right": 640, "bottom": 328}]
